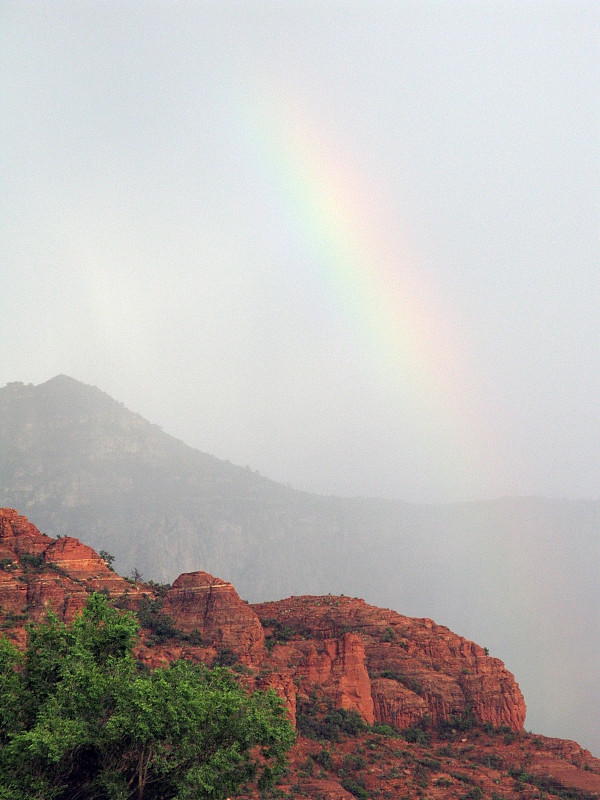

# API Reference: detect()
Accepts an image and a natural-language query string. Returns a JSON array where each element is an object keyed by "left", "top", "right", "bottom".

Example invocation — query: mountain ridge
[{"left": 1, "top": 376, "right": 599, "bottom": 756}]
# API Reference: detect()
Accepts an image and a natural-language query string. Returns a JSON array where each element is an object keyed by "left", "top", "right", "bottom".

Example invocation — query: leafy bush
[
  {"left": 314, "top": 748, "right": 333, "bottom": 770},
  {"left": 371, "top": 722, "right": 399, "bottom": 736},
  {"left": 437, "top": 706, "right": 477, "bottom": 738},
  {"left": 261, "top": 618, "right": 296, "bottom": 651},
  {"left": 98, "top": 550, "right": 115, "bottom": 570},
  {"left": 296, "top": 695, "right": 367, "bottom": 742},
  {"left": 342, "top": 753, "right": 367, "bottom": 772},
  {"left": 1, "top": 611, "right": 28, "bottom": 629},
  {"left": 136, "top": 597, "right": 180, "bottom": 643},
  {"left": 0, "top": 593, "right": 295, "bottom": 800},
  {"left": 215, "top": 647, "right": 239, "bottom": 666},
  {"left": 340, "top": 776, "right": 368, "bottom": 799},
  {"left": 381, "top": 626, "right": 397, "bottom": 643},
  {"left": 402, "top": 721, "right": 431, "bottom": 745},
  {"left": 184, "top": 627, "right": 204, "bottom": 646},
  {"left": 461, "top": 789, "right": 483, "bottom": 800},
  {"left": 376, "top": 668, "right": 424, "bottom": 695},
  {"left": 478, "top": 752, "right": 505, "bottom": 770},
  {"left": 19, "top": 553, "right": 46, "bottom": 572},
  {"left": 417, "top": 756, "right": 442, "bottom": 771},
  {"left": 146, "top": 579, "right": 172, "bottom": 597}
]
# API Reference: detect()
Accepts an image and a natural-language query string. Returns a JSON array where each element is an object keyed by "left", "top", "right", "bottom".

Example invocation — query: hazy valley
[{"left": 1, "top": 376, "right": 599, "bottom": 757}]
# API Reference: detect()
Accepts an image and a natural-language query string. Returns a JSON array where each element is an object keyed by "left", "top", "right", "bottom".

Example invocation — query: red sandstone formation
[
  {"left": 0, "top": 508, "right": 525, "bottom": 731},
  {"left": 2, "top": 509, "right": 600, "bottom": 799},
  {"left": 44, "top": 536, "right": 131, "bottom": 593},
  {"left": 0, "top": 507, "right": 136, "bottom": 626},
  {"left": 261, "top": 631, "right": 375, "bottom": 725},
  {"left": 162, "top": 570, "right": 265, "bottom": 666},
  {"left": 253, "top": 595, "right": 527, "bottom": 732},
  {"left": 0, "top": 508, "right": 53, "bottom": 556}
]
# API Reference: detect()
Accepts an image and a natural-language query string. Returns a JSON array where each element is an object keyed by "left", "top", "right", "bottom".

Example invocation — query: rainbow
[{"left": 239, "top": 86, "right": 496, "bottom": 494}]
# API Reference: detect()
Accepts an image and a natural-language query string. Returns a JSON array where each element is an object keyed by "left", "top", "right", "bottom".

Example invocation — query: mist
[{"left": 2, "top": 2, "right": 598, "bottom": 504}]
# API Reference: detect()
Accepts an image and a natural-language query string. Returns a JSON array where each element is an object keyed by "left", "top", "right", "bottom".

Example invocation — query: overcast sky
[{"left": 2, "top": 1, "right": 599, "bottom": 503}]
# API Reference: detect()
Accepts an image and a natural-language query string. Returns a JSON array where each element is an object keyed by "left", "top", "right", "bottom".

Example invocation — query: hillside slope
[{"left": 1, "top": 376, "right": 599, "bottom": 755}]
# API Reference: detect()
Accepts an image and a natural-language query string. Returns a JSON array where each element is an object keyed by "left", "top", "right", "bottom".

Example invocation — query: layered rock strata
[
  {"left": 0, "top": 507, "right": 525, "bottom": 734},
  {"left": 3, "top": 508, "right": 600, "bottom": 799},
  {"left": 253, "top": 595, "right": 526, "bottom": 732}
]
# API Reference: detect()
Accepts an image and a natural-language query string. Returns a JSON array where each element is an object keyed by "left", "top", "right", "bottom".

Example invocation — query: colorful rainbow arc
[{"left": 239, "top": 86, "right": 496, "bottom": 494}]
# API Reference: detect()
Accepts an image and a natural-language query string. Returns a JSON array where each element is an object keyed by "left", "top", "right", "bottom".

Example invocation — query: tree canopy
[{"left": 0, "top": 594, "right": 295, "bottom": 800}]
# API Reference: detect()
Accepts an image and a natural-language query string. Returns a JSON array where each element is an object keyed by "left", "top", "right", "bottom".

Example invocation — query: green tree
[
  {"left": 99, "top": 550, "right": 115, "bottom": 570},
  {"left": 0, "top": 594, "right": 295, "bottom": 800}
]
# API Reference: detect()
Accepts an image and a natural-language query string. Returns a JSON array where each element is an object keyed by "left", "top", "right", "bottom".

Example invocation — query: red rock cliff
[
  {"left": 3, "top": 509, "right": 600, "bottom": 800},
  {"left": 162, "top": 571, "right": 265, "bottom": 666},
  {"left": 0, "top": 507, "right": 137, "bottom": 628},
  {"left": 0, "top": 508, "right": 525, "bottom": 733},
  {"left": 253, "top": 595, "right": 526, "bottom": 732}
]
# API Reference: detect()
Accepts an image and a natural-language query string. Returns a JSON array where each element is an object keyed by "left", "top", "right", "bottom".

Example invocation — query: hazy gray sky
[{"left": 2, "top": 1, "right": 599, "bottom": 502}]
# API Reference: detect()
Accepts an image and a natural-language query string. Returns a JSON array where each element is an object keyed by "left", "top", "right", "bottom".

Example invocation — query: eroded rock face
[
  {"left": 261, "top": 632, "right": 375, "bottom": 725},
  {"left": 253, "top": 595, "right": 526, "bottom": 732},
  {"left": 0, "top": 507, "right": 133, "bottom": 625},
  {"left": 0, "top": 508, "right": 524, "bottom": 734},
  {"left": 163, "top": 571, "right": 265, "bottom": 666},
  {"left": 2, "top": 509, "right": 599, "bottom": 800},
  {"left": 44, "top": 536, "right": 131, "bottom": 594},
  {"left": 0, "top": 508, "right": 53, "bottom": 556}
]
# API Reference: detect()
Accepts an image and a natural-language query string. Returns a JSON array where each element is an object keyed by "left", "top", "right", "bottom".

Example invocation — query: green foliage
[
  {"left": 342, "top": 753, "right": 367, "bottom": 772},
  {"left": 260, "top": 618, "right": 296, "bottom": 651},
  {"left": 340, "top": 776, "right": 368, "bottom": 799},
  {"left": 314, "top": 748, "right": 333, "bottom": 770},
  {"left": 19, "top": 553, "right": 46, "bottom": 572},
  {"left": 461, "top": 789, "right": 483, "bottom": 800},
  {"left": 1, "top": 611, "right": 28, "bottom": 630},
  {"left": 478, "top": 752, "right": 505, "bottom": 770},
  {"left": 437, "top": 706, "right": 477, "bottom": 738},
  {"left": 381, "top": 626, "right": 397, "bottom": 643},
  {"left": 371, "top": 722, "right": 399, "bottom": 736},
  {"left": 402, "top": 719, "right": 431, "bottom": 746},
  {"left": 214, "top": 646, "right": 239, "bottom": 666},
  {"left": 298, "top": 755, "right": 314, "bottom": 777},
  {"left": 417, "top": 756, "right": 441, "bottom": 771},
  {"left": 98, "top": 550, "right": 115, "bottom": 570},
  {"left": 185, "top": 627, "right": 204, "bottom": 646},
  {"left": 296, "top": 694, "right": 368, "bottom": 742},
  {"left": 146, "top": 579, "right": 172, "bottom": 598},
  {"left": 0, "top": 637, "right": 24, "bottom": 740},
  {"left": 0, "top": 593, "right": 295, "bottom": 800},
  {"left": 376, "top": 668, "right": 424, "bottom": 695},
  {"left": 136, "top": 597, "right": 180, "bottom": 643}
]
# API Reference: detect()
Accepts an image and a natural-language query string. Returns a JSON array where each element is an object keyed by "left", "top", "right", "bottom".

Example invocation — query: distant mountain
[{"left": 1, "top": 376, "right": 599, "bottom": 757}]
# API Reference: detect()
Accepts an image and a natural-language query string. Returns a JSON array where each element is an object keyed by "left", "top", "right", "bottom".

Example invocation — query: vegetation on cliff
[
  {"left": 0, "top": 593, "right": 295, "bottom": 800},
  {"left": 2, "top": 508, "right": 600, "bottom": 799}
]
